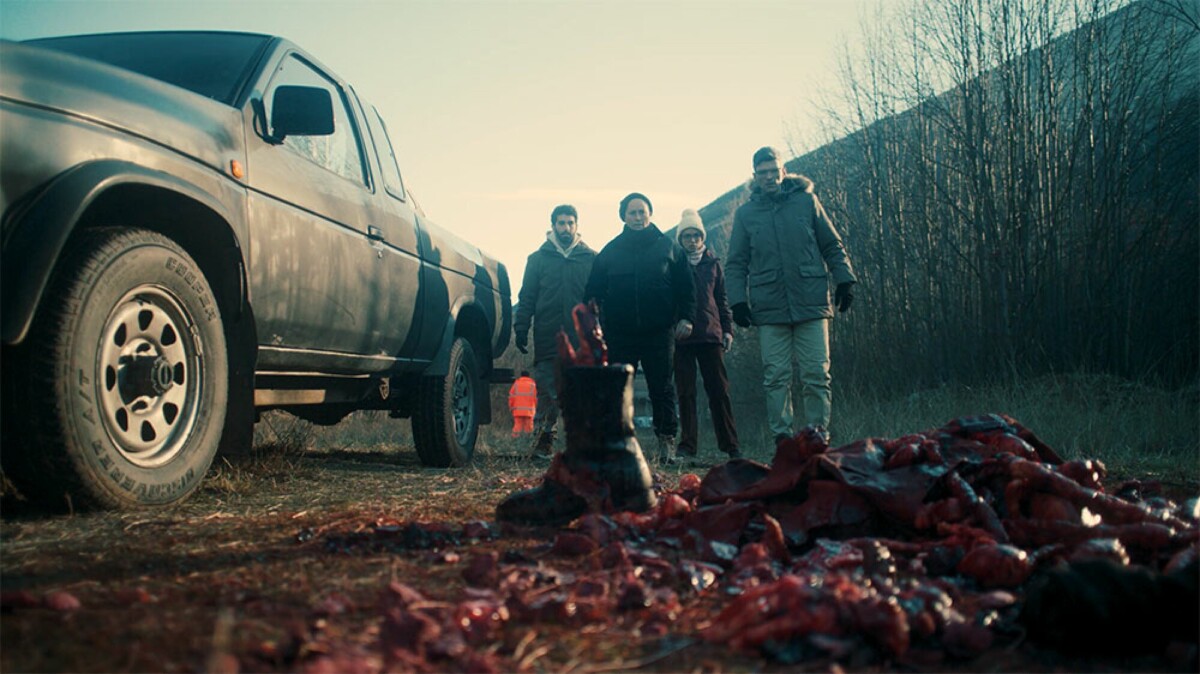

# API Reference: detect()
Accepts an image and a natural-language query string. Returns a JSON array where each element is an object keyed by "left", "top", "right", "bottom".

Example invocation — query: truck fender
[
  {"left": 425, "top": 298, "right": 493, "bottom": 425},
  {"left": 2, "top": 159, "right": 242, "bottom": 345},
  {"left": 425, "top": 312, "right": 457, "bottom": 379}
]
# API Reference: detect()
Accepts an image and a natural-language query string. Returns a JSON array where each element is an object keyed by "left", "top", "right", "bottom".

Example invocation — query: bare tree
[{"left": 782, "top": 0, "right": 1198, "bottom": 392}]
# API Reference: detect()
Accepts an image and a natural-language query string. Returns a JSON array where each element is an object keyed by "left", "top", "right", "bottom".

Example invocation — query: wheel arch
[
  {"left": 454, "top": 302, "right": 494, "bottom": 375},
  {"left": 3, "top": 159, "right": 256, "bottom": 371},
  {"left": 425, "top": 298, "right": 495, "bottom": 425},
  {"left": 427, "top": 299, "right": 493, "bottom": 376}
]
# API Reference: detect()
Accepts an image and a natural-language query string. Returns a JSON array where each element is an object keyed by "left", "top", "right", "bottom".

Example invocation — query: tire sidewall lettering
[{"left": 165, "top": 256, "right": 218, "bottom": 323}]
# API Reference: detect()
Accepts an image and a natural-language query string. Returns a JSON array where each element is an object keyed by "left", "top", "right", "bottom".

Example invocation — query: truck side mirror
[{"left": 270, "top": 85, "right": 334, "bottom": 140}]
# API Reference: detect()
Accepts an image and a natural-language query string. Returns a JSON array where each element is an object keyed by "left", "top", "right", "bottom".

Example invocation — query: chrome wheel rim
[{"left": 96, "top": 286, "right": 202, "bottom": 468}]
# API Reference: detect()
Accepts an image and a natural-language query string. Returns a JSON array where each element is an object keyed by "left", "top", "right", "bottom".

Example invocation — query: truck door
[
  {"left": 244, "top": 53, "right": 389, "bottom": 373},
  {"left": 356, "top": 101, "right": 424, "bottom": 366}
]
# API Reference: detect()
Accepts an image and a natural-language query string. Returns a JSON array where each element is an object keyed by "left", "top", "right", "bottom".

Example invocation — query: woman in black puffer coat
[{"left": 585, "top": 193, "right": 695, "bottom": 463}]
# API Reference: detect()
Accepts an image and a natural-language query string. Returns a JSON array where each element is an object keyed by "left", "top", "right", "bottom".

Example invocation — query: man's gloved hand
[
  {"left": 514, "top": 331, "right": 528, "bottom": 354},
  {"left": 835, "top": 283, "right": 855, "bottom": 313},
  {"left": 722, "top": 332, "right": 734, "bottom": 352},
  {"left": 732, "top": 303, "right": 752, "bottom": 328}
]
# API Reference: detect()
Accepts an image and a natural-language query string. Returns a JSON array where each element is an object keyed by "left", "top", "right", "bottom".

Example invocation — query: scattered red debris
[
  {"left": 2, "top": 589, "right": 84, "bottom": 613},
  {"left": 42, "top": 591, "right": 82, "bottom": 612},
  {"left": 0, "top": 590, "right": 41, "bottom": 611},
  {"left": 112, "top": 586, "right": 158, "bottom": 605},
  {"left": 306, "top": 413, "right": 1198, "bottom": 669}
]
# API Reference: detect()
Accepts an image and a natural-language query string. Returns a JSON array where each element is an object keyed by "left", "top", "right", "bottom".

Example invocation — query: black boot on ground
[
  {"left": 497, "top": 364, "right": 657, "bottom": 526},
  {"left": 529, "top": 429, "right": 555, "bottom": 460}
]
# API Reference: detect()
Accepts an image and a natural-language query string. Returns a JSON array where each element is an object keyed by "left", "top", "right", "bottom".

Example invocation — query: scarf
[{"left": 687, "top": 243, "right": 706, "bottom": 266}]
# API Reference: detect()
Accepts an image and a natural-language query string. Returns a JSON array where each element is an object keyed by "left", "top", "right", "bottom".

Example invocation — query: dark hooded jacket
[
  {"left": 726, "top": 175, "right": 856, "bottom": 325},
  {"left": 514, "top": 233, "right": 597, "bottom": 362},
  {"left": 677, "top": 248, "right": 732, "bottom": 346},
  {"left": 585, "top": 224, "right": 696, "bottom": 336}
]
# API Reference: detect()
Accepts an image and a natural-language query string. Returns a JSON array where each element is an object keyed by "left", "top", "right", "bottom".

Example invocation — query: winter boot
[
  {"left": 497, "top": 364, "right": 657, "bottom": 526},
  {"left": 529, "top": 429, "right": 556, "bottom": 460}
]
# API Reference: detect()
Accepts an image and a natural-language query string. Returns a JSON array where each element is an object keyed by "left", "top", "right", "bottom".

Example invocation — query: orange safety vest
[{"left": 508, "top": 376, "right": 537, "bottom": 418}]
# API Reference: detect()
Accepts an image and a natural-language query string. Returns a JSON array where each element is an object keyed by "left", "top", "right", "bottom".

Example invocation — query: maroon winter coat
[{"left": 678, "top": 249, "right": 733, "bottom": 346}]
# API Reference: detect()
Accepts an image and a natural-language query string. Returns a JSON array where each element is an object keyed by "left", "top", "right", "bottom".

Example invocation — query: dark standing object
[
  {"left": 496, "top": 364, "right": 656, "bottom": 526},
  {"left": 558, "top": 365, "right": 657, "bottom": 512},
  {"left": 1020, "top": 558, "right": 1200, "bottom": 655}
]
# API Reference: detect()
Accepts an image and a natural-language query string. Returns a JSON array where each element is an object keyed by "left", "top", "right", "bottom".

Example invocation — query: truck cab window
[
  {"left": 265, "top": 55, "right": 366, "bottom": 185},
  {"left": 367, "top": 106, "right": 407, "bottom": 201}
]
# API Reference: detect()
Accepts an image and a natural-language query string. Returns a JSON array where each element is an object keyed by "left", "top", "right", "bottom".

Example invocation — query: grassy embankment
[
  {"left": 833, "top": 373, "right": 1197, "bottom": 484},
  {"left": 234, "top": 372, "right": 1196, "bottom": 492}
]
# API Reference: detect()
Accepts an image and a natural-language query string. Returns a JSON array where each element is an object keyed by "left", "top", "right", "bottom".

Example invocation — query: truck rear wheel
[
  {"left": 3, "top": 227, "right": 228, "bottom": 509},
  {"left": 412, "top": 337, "right": 479, "bottom": 467}
]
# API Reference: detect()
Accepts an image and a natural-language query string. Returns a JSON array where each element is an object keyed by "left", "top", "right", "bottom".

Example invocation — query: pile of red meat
[
  {"left": 309, "top": 414, "right": 1196, "bottom": 672},
  {"left": 690, "top": 415, "right": 1197, "bottom": 662}
]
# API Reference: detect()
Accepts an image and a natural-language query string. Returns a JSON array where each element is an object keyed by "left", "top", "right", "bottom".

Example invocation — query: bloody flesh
[{"left": 491, "top": 306, "right": 1198, "bottom": 667}]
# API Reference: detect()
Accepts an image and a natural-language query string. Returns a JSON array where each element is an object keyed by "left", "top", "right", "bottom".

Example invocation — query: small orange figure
[{"left": 508, "top": 371, "right": 537, "bottom": 436}]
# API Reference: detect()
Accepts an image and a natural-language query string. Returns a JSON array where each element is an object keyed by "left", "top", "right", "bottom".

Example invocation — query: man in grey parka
[
  {"left": 514, "top": 204, "right": 597, "bottom": 458},
  {"left": 725, "top": 147, "right": 857, "bottom": 444}
]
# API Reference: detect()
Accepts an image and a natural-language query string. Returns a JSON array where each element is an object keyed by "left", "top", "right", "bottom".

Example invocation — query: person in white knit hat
[{"left": 674, "top": 208, "right": 741, "bottom": 459}]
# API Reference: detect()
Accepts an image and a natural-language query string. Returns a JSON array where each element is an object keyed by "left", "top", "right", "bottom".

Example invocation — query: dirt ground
[{"left": 1, "top": 442, "right": 1194, "bottom": 674}]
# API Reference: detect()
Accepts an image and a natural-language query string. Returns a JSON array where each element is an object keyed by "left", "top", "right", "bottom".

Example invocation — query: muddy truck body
[{"left": 0, "top": 31, "right": 512, "bottom": 508}]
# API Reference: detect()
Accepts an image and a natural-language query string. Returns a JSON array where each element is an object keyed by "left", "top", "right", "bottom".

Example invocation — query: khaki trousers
[
  {"left": 530, "top": 358, "right": 560, "bottom": 435},
  {"left": 758, "top": 319, "right": 831, "bottom": 435}
]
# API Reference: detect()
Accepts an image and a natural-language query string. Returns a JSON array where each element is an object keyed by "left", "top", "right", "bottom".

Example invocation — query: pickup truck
[{"left": 0, "top": 31, "right": 513, "bottom": 509}]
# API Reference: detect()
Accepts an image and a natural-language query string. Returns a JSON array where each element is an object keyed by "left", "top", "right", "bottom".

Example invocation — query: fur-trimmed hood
[
  {"left": 751, "top": 174, "right": 814, "bottom": 198},
  {"left": 728, "top": 170, "right": 856, "bottom": 324}
]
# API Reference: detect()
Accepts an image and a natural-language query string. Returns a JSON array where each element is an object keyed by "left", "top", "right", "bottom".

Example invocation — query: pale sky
[{"left": 0, "top": 0, "right": 881, "bottom": 294}]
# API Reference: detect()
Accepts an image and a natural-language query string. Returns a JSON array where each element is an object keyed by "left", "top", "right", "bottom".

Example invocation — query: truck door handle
[{"left": 367, "top": 225, "right": 384, "bottom": 241}]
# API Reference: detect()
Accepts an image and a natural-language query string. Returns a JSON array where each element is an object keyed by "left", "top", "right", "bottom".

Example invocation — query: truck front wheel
[
  {"left": 412, "top": 337, "right": 479, "bottom": 467},
  {"left": 3, "top": 227, "right": 228, "bottom": 509}
]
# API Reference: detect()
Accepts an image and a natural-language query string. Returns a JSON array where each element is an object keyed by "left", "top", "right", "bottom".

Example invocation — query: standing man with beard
[
  {"left": 726, "top": 147, "right": 856, "bottom": 445},
  {"left": 514, "top": 205, "right": 597, "bottom": 459},
  {"left": 586, "top": 193, "right": 696, "bottom": 464}
]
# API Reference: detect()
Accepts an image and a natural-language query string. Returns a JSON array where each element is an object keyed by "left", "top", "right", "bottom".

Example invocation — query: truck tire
[
  {"left": 3, "top": 227, "right": 228, "bottom": 509},
  {"left": 412, "top": 337, "right": 478, "bottom": 467}
]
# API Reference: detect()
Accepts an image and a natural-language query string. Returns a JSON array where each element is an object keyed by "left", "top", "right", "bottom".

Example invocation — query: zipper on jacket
[{"left": 770, "top": 203, "right": 796, "bottom": 321}]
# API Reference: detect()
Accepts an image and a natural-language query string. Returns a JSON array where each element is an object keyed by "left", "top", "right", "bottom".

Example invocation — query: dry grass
[{"left": 834, "top": 372, "right": 1198, "bottom": 483}]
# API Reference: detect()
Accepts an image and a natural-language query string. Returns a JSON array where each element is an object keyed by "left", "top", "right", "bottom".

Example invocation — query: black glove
[
  {"left": 732, "top": 302, "right": 752, "bottom": 328},
  {"left": 514, "top": 331, "right": 528, "bottom": 354},
  {"left": 835, "top": 283, "right": 855, "bottom": 313}
]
